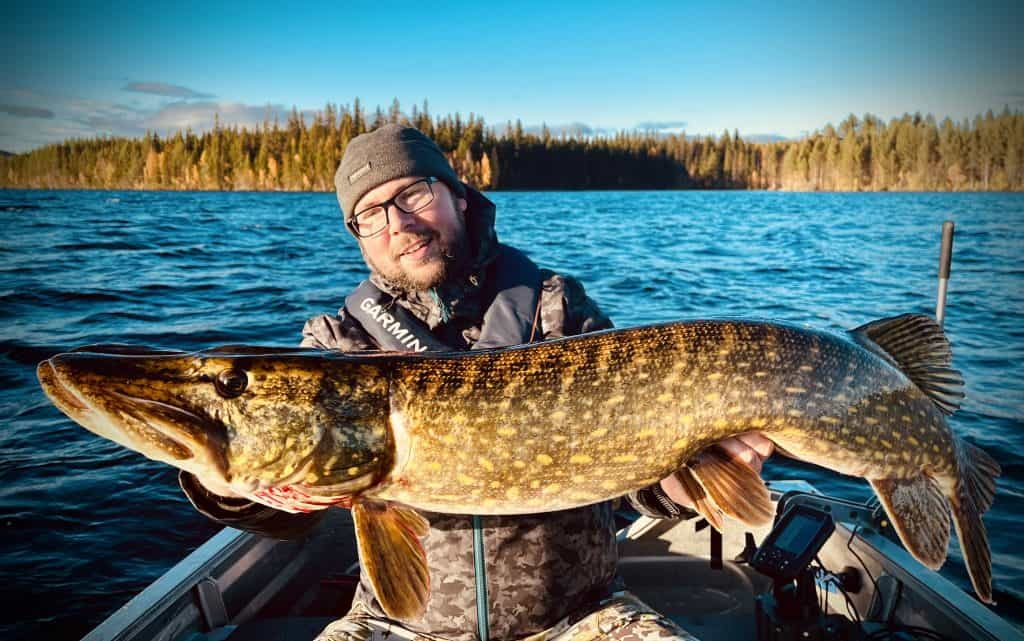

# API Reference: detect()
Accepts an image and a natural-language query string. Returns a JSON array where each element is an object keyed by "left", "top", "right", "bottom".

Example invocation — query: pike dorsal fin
[
  {"left": 352, "top": 499, "right": 431, "bottom": 620},
  {"left": 851, "top": 314, "right": 964, "bottom": 415}
]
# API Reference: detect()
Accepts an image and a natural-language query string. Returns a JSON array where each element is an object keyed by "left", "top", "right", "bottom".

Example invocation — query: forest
[{"left": 1, "top": 99, "right": 1021, "bottom": 192}]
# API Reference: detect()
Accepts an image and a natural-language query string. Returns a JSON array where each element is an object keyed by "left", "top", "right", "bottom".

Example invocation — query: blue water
[{"left": 1, "top": 190, "right": 1022, "bottom": 640}]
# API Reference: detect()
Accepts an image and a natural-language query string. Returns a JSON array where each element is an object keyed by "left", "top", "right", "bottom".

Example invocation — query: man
[{"left": 180, "top": 124, "right": 773, "bottom": 641}]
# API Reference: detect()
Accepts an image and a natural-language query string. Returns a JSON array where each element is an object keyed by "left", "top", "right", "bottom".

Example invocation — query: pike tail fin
[
  {"left": 352, "top": 499, "right": 431, "bottom": 620},
  {"left": 949, "top": 438, "right": 1001, "bottom": 604},
  {"left": 688, "top": 446, "right": 774, "bottom": 531}
]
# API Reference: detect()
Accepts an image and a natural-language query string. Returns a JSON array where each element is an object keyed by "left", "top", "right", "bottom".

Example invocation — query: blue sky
[{"left": 1, "top": 1, "right": 1021, "bottom": 153}]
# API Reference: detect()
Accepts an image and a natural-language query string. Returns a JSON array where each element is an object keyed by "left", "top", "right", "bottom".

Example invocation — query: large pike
[{"left": 37, "top": 314, "right": 1000, "bottom": 618}]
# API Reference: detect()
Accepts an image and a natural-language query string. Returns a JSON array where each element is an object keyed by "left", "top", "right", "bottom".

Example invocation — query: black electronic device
[{"left": 751, "top": 503, "right": 835, "bottom": 582}]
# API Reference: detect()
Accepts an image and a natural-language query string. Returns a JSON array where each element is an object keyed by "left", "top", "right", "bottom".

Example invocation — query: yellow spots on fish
[
  {"left": 570, "top": 453, "right": 593, "bottom": 465},
  {"left": 834, "top": 393, "right": 848, "bottom": 403},
  {"left": 425, "top": 461, "right": 443, "bottom": 472},
  {"left": 490, "top": 480, "right": 502, "bottom": 489},
  {"left": 848, "top": 406, "right": 858, "bottom": 415},
  {"left": 582, "top": 411, "right": 593, "bottom": 421},
  {"left": 506, "top": 487, "right": 520, "bottom": 499},
  {"left": 875, "top": 405, "right": 890, "bottom": 414},
  {"left": 452, "top": 414, "right": 469, "bottom": 425},
  {"left": 908, "top": 436, "right": 920, "bottom": 447},
  {"left": 662, "top": 373, "right": 679, "bottom": 386},
  {"left": 901, "top": 451, "right": 911, "bottom": 462},
  {"left": 529, "top": 479, "right": 541, "bottom": 490},
  {"left": 552, "top": 434, "right": 567, "bottom": 443},
  {"left": 457, "top": 473, "right": 477, "bottom": 486},
  {"left": 513, "top": 460, "right": 527, "bottom": 469},
  {"left": 787, "top": 409, "right": 804, "bottom": 418},
  {"left": 767, "top": 351, "right": 778, "bottom": 359},
  {"left": 636, "top": 428, "right": 657, "bottom": 439},
  {"left": 606, "top": 394, "right": 626, "bottom": 406},
  {"left": 879, "top": 439, "right": 892, "bottom": 448},
  {"left": 799, "top": 364, "right": 814, "bottom": 373},
  {"left": 785, "top": 387, "right": 806, "bottom": 395},
  {"left": 865, "top": 417, "right": 879, "bottom": 426},
  {"left": 477, "top": 457, "right": 495, "bottom": 471},
  {"left": 541, "top": 483, "right": 562, "bottom": 495},
  {"left": 441, "top": 434, "right": 457, "bottom": 445},
  {"left": 591, "top": 427, "right": 609, "bottom": 438},
  {"left": 932, "top": 444, "right": 941, "bottom": 453},
  {"left": 750, "top": 417, "right": 768, "bottom": 428},
  {"left": 707, "top": 372, "right": 723, "bottom": 382},
  {"left": 855, "top": 436, "right": 867, "bottom": 445},
  {"left": 671, "top": 438, "right": 688, "bottom": 450},
  {"left": 753, "top": 390, "right": 768, "bottom": 399},
  {"left": 572, "top": 474, "right": 587, "bottom": 484},
  {"left": 704, "top": 392, "right": 721, "bottom": 403},
  {"left": 482, "top": 498, "right": 497, "bottom": 509},
  {"left": 754, "top": 371, "right": 769, "bottom": 378},
  {"left": 713, "top": 418, "right": 729, "bottom": 429},
  {"left": 656, "top": 392, "right": 673, "bottom": 403},
  {"left": 536, "top": 453, "right": 554, "bottom": 466},
  {"left": 613, "top": 454, "right": 638, "bottom": 463},
  {"left": 304, "top": 472, "right": 319, "bottom": 483},
  {"left": 600, "top": 480, "right": 618, "bottom": 491},
  {"left": 874, "top": 450, "right": 885, "bottom": 460},
  {"left": 497, "top": 426, "right": 517, "bottom": 437},
  {"left": 901, "top": 415, "right": 912, "bottom": 423},
  {"left": 549, "top": 410, "right": 567, "bottom": 422}
]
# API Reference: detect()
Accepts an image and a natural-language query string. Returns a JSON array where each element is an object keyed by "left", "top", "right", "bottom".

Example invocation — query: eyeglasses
[{"left": 348, "top": 177, "right": 439, "bottom": 238}]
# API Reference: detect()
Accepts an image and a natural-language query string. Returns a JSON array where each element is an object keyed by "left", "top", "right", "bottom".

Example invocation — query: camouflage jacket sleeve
[
  {"left": 541, "top": 272, "right": 695, "bottom": 521},
  {"left": 179, "top": 309, "right": 375, "bottom": 539}
]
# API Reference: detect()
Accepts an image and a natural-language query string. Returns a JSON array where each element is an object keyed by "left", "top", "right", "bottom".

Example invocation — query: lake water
[{"left": 1, "top": 189, "right": 1022, "bottom": 640}]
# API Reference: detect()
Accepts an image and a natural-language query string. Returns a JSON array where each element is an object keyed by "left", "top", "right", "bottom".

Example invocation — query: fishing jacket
[{"left": 180, "top": 186, "right": 685, "bottom": 641}]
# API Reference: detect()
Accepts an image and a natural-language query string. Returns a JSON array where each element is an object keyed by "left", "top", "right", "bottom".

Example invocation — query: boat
[{"left": 81, "top": 480, "right": 1023, "bottom": 641}]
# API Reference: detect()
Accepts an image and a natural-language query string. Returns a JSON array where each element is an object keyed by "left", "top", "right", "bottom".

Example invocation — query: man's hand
[
  {"left": 194, "top": 475, "right": 351, "bottom": 514},
  {"left": 659, "top": 432, "right": 774, "bottom": 509}
]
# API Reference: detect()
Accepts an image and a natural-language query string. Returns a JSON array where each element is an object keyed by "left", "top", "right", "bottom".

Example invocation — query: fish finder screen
[{"left": 774, "top": 513, "right": 824, "bottom": 554}]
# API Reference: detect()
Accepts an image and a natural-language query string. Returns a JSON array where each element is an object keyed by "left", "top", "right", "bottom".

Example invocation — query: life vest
[{"left": 343, "top": 243, "right": 544, "bottom": 352}]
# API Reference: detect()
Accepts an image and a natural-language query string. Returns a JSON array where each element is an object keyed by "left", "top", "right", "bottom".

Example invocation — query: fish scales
[
  {"left": 38, "top": 315, "right": 999, "bottom": 612},
  {"left": 371, "top": 321, "right": 954, "bottom": 513}
]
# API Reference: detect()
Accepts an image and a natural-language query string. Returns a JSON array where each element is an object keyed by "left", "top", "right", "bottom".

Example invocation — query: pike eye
[{"left": 214, "top": 369, "right": 248, "bottom": 398}]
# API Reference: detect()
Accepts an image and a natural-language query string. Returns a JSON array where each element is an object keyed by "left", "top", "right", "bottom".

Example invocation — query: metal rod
[{"left": 936, "top": 221, "right": 955, "bottom": 327}]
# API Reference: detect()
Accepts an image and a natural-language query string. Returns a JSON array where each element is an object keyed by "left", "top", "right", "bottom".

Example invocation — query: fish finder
[{"left": 752, "top": 503, "right": 835, "bottom": 582}]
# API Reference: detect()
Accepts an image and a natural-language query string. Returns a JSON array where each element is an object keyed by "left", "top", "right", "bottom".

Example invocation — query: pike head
[{"left": 38, "top": 345, "right": 392, "bottom": 497}]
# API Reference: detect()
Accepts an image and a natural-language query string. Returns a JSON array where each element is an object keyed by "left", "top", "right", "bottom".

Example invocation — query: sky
[{"left": 1, "top": 0, "right": 1022, "bottom": 153}]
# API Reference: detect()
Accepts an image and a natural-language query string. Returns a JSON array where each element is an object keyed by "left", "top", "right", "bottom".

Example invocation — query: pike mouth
[
  {"left": 37, "top": 360, "right": 88, "bottom": 414},
  {"left": 39, "top": 357, "right": 207, "bottom": 466}
]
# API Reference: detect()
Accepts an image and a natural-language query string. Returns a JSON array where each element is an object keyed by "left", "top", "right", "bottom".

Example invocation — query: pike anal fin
[
  {"left": 688, "top": 446, "right": 774, "bottom": 530},
  {"left": 352, "top": 499, "right": 431, "bottom": 620},
  {"left": 869, "top": 476, "right": 951, "bottom": 571}
]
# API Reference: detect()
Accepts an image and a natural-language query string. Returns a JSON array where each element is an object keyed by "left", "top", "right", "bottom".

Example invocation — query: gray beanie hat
[{"left": 334, "top": 124, "right": 466, "bottom": 223}]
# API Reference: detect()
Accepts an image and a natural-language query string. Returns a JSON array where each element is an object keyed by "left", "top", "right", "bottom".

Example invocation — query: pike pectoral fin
[
  {"left": 869, "top": 476, "right": 950, "bottom": 571},
  {"left": 689, "top": 446, "right": 774, "bottom": 529},
  {"left": 352, "top": 499, "right": 431, "bottom": 620}
]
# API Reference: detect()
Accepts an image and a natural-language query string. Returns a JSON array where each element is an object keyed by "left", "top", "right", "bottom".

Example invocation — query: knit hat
[{"left": 334, "top": 124, "right": 466, "bottom": 224}]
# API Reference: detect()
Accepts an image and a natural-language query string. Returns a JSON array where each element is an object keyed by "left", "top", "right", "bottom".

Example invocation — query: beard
[{"left": 367, "top": 226, "right": 470, "bottom": 293}]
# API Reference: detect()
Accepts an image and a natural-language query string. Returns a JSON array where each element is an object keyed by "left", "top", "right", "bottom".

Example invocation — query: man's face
[{"left": 354, "top": 176, "right": 469, "bottom": 292}]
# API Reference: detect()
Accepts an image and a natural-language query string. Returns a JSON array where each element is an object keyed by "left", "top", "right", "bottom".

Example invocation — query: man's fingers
[
  {"left": 714, "top": 437, "right": 764, "bottom": 473},
  {"left": 737, "top": 432, "right": 774, "bottom": 459}
]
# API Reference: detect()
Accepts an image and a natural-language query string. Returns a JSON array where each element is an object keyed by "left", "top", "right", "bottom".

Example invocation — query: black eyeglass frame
[{"left": 347, "top": 177, "right": 440, "bottom": 238}]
